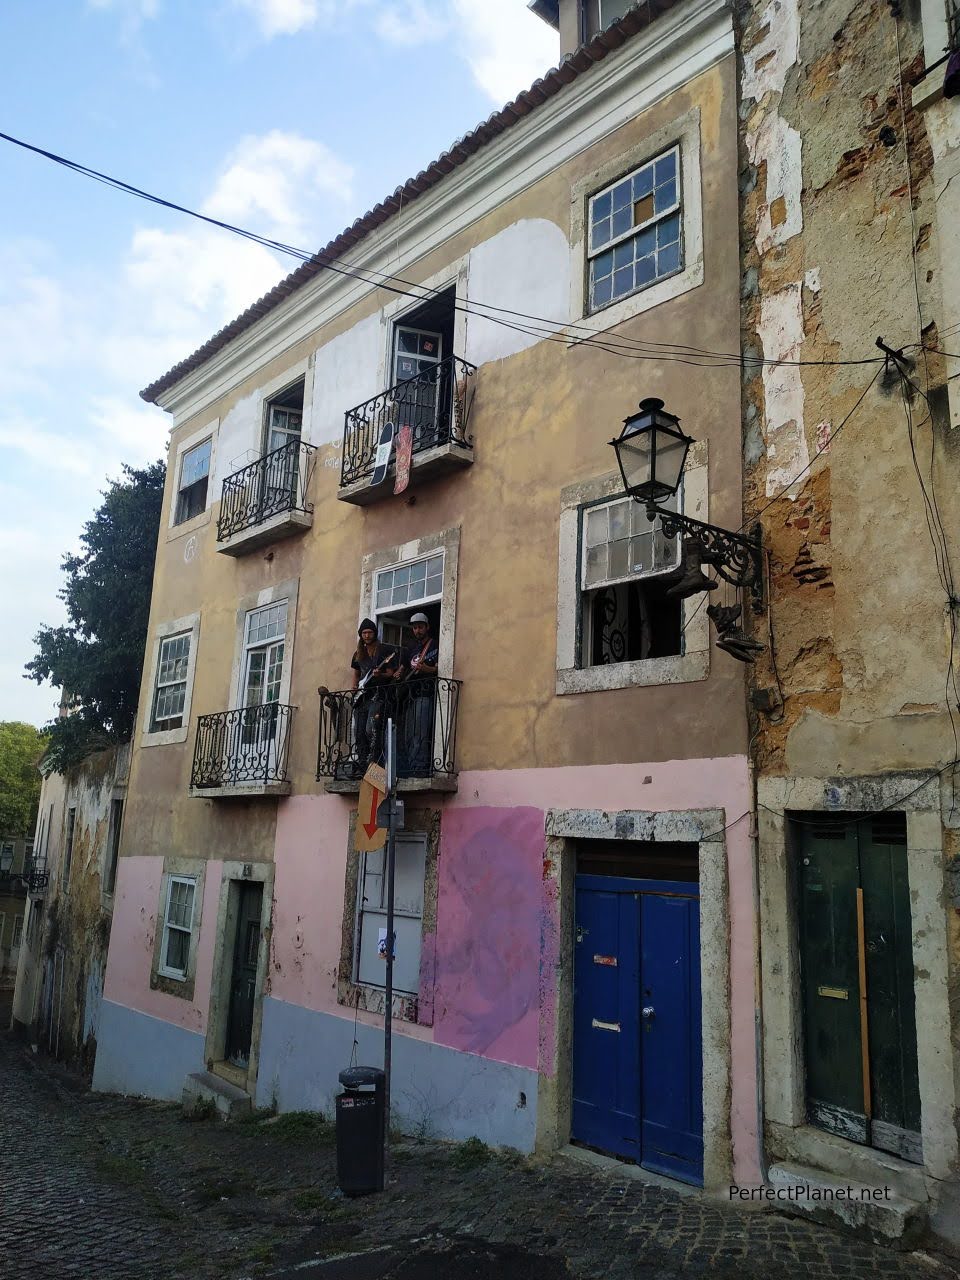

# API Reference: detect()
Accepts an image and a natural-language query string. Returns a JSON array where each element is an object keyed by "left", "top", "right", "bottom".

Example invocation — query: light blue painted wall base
[
  {"left": 92, "top": 999, "right": 205, "bottom": 1101},
  {"left": 256, "top": 996, "right": 539, "bottom": 1151}
]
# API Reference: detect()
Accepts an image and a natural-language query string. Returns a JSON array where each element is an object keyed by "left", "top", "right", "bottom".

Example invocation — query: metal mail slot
[
  {"left": 591, "top": 1018, "right": 621, "bottom": 1032},
  {"left": 817, "top": 985, "right": 849, "bottom": 1000}
]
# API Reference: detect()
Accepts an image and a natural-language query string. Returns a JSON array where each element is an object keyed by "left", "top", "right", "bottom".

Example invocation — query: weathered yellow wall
[{"left": 124, "top": 57, "right": 746, "bottom": 863}]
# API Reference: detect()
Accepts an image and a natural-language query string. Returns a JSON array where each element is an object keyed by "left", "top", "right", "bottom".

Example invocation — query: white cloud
[
  {"left": 87, "top": 396, "right": 169, "bottom": 464},
  {"left": 450, "top": 0, "right": 558, "bottom": 103},
  {"left": 374, "top": 0, "right": 445, "bottom": 46},
  {"left": 0, "top": 420, "right": 94, "bottom": 476},
  {"left": 203, "top": 130, "right": 354, "bottom": 245},
  {"left": 233, "top": 0, "right": 334, "bottom": 37},
  {"left": 86, "top": 0, "right": 160, "bottom": 18}
]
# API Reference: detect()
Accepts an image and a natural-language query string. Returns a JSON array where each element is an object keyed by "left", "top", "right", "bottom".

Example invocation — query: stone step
[
  {"left": 182, "top": 1070, "right": 252, "bottom": 1120},
  {"left": 767, "top": 1161, "right": 927, "bottom": 1249}
]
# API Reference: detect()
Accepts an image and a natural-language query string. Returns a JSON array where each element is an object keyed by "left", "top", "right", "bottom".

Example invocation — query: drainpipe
[{"left": 748, "top": 756, "right": 768, "bottom": 1186}]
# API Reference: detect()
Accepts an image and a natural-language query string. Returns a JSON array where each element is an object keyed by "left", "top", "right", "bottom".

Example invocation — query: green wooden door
[{"left": 796, "top": 813, "right": 921, "bottom": 1162}]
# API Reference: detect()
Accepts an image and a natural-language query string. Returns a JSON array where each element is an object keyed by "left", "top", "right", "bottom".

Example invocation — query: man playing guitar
[
  {"left": 393, "top": 612, "right": 439, "bottom": 775},
  {"left": 350, "top": 619, "right": 398, "bottom": 774}
]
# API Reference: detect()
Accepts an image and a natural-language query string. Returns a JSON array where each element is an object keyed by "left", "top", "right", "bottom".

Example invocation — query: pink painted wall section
[
  {"left": 103, "top": 856, "right": 222, "bottom": 1035},
  {"left": 269, "top": 757, "right": 760, "bottom": 1182},
  {"left": 432, "top": 807, "right": 552, "bottom": 1071}
]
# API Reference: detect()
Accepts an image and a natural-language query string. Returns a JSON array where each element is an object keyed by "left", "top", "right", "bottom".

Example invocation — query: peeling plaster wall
[
  {"left": 11, "top": 745, "right": 129, "bottom": 1079},
  {"left": 738, "top": 0, "right": 960, "bottom": 1204}
]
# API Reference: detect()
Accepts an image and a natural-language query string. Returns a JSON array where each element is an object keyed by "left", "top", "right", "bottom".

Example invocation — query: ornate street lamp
[{"left": 610, "top": 398, "right": 766, "bottom": 660}]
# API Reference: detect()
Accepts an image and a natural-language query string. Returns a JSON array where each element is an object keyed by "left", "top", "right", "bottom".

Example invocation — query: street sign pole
[{"left": 383, "top": 717, "right": 398, "bottom": 1180}]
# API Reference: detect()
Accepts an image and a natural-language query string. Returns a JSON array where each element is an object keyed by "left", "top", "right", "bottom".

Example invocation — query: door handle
[{"left": 641, "top": 1006, "right": 655, "bottom": 1019}]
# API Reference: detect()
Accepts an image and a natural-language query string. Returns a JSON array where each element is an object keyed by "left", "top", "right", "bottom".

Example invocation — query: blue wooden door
[{"left": 572, "top": 874, "right": 703, "bottom": 1185}]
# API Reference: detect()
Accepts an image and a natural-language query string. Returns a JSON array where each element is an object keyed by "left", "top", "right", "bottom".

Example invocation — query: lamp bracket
[{"left": 644, "top": 503, "right": 765, "bottom": 609}]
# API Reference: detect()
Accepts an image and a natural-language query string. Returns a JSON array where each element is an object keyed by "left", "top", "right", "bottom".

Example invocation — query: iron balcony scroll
[
  {"left": 340, "top": 355, "right": 477, "bottom": 488},
  {"left": 648, "top": 505, "right": 765, "bottom": 609}
]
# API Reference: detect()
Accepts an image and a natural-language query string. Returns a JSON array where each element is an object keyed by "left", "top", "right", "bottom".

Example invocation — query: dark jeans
[
  {"left": 399, "top": 680, "right": 436, "bottom": 776},
  {"left": 352, "top": 692, "right": 386, "bottom": 774}
]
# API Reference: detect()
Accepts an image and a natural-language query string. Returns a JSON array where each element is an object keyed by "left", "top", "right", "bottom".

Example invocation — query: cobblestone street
[{"left": 1, "top": 1032, "right": 958, "bottom": 1280}]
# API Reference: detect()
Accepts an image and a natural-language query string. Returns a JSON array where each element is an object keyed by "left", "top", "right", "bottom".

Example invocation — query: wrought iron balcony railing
[
  {"left": 217, "top": 440, "right": 317, "bottom": 542},
  {"left": 317, "top": 678, "right": 461, "bottom": 783},
  {"left": 191, "top": 703, "right": 295, "bottom": 790},
  {"left": 341, "top": 354, "right": 477, "bottom": 488},
  {"left": 27, "top": 857, "right": 49, "bottom": 894}
]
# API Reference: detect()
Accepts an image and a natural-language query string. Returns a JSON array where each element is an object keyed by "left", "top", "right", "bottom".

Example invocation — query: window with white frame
[
  {"left": 375, "top": 552, "right": 444, "bottom": 649},
  {"left": 355, "top": 833, "right": 426, "bottom": 995},
  {"left": 580, "top": 492, "right": 682, "bottom": 667},
  {"left": 588, "top": 146, "right": 682, "bottom": 312},
  {"left": 150, "top": 632, "right": 191, "bottom": 731},
  {"left": 174, "top": 438, "right": 212, "bottom": 525},
  {"left": 241, "top": 602, "right": 288, "bottom": 709},
  {"left": 12, "top": 915, "right": 22, "bottom": 948},
  {"left": 23, "top": 839, "right": 33, "bottom": 869},
  {"left": 0, "top": 843, "right": 13, "bottom": 873},
  {"left": 63, "top": 809, "right": 76, "bottom": 886},
  {"left": 159, "top": 875, "right": 196, "bottom": 979}
]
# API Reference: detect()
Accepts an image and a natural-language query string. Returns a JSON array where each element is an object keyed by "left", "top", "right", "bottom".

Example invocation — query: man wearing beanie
[{"left": 349, "top": 618, "right": 398, "bottom": 775}]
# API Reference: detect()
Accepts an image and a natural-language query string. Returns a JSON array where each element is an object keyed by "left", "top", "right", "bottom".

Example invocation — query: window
[
  {"left": 0, "top": 915, "right": 5, "bottom": 945},
  {"left": 26, "top": 901, "right": 41, "bottom": 946},
  {"left": 375, "top": 552, "right": 443, "bottom": 649},
  {"left": 23, "top": 839, "right": 33, "bottom": 870},
  {"left": 355, "top": 834, "right": 427, "bottom": 995},
  {"left": 264, "top": 381, "right": 303, "bottom": 455},
  {"left": 104, "top": 799, "right": 123, "bottom": 895},
  {"left": 241, "top": 602, "right": 287, "bottom": 709},
  {"left": 175, "top": 438, "right": 211, "bottom": 525},
  {"left": 0, "top": 843, "right": 13, "bottom": 873},
  {"left": 580, "top": 494, "right": 682, "bottom": 666},
  {"left": 150, "top": 632, "right": 191, "bottom": 731},
  {"left": 12, "top": 916, "right": 22, "bottom": 947},
  {"left": 63, "top": 809, "right": 76, "bottom": 886},
  {"left": 159, "top": 876, "right": 196, "bottom": 979},
  {"left": 588, "top": 146, "right": 682, "bottom": 312}
]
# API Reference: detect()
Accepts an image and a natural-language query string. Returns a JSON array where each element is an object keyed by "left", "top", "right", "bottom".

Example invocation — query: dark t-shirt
[
  {"left": 401, "top": 637, "right": 439, "bottom": 684},
  {"left": 351, "top": 643, "right": 398, "bottom": 682}
]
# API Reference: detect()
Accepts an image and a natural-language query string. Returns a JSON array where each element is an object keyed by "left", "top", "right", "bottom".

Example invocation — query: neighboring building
[
  {"left": 93, "top": 0, "right": 761, "bottom": 1192},
  {"left": 0, "top": 836, "right": 30, "bottom": 1000},
  {"left": 738, "top": 0, "right": 960, "bottom": 1248},
  {"left": 11, "top": 746, "right": 128, "bottom": 1077}
]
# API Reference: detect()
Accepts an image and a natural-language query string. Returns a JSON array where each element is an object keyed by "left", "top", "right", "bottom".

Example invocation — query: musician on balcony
[
  {"left": 394, "top": 612, "right": 439, "bottom": 776},
  {"left": 350, "top": 618, "right": 398, "bottom": 775}
]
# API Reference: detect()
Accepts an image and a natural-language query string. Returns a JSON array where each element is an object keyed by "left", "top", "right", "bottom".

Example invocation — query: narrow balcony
[
  {"left": 338, "top": 355, "right": 476, "bottom": 504},
  {"left": 217, "top": 440, "right": 317, "bottom": 555},
  {"left": 317, "top": 678, "right": 461, "bottom": 793},
  {"left": 26, "top": 856, "right": 48, "bottom": 895},
  {"left": 190, "top": 703, "right": 295, "bottom": 798}
]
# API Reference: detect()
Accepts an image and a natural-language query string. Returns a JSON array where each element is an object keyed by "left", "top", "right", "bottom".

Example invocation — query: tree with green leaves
[
  {"left": 25, "top": 461, "right": 165, "bottom": 771},
  {"left": 0, "top": 721, "right": 45, "bottom": 837}
]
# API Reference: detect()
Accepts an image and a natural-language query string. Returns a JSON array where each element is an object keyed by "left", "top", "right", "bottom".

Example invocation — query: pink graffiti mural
[{"left": 433, "top": 807, "right": 554, "bottom": 1070}]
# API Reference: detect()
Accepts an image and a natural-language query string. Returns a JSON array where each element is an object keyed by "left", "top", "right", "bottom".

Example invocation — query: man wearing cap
[
  {"left": 349, "top": 618, "right": 398, "bottom": 775},
  {"left": 394, "top": 613, "right": 439, "bottom": 775}
]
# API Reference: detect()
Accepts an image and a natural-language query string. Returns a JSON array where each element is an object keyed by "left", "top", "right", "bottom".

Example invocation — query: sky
[{"left": 0, "top": 0, "right": 559, "bottom": 728}]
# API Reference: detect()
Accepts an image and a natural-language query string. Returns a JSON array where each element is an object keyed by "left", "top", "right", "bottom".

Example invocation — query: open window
[
  {"left": 174, "top": 438, "right": 212, "bottom": 525},
  {"left": 580, "top": 493, "right": 682, "bottom": 667},
  {"left": 390, "top": 287, "right": 456, "bottom": 453},
  {"left": 374, "top": 551, "right": 443, "bottom": 654},
  {"left": 263, "top": 380, "right": 304, "bottom": 503}
]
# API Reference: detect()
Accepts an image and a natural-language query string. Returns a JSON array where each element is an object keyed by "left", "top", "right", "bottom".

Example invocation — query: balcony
[
  {"left": 338, "top": 355, "right": 477, "bottom": 505},
  {"left": 217, "top": 440, "right": 317, "bottom": 555},
  {"left": 190, "top": 703, "right": 295, "bottom": 798},
  {"left": 27, "top": 857, "right": 48, "bottom": 895},
  {"left": 317, "top": 678, "right": 461, "bottom": 792}
]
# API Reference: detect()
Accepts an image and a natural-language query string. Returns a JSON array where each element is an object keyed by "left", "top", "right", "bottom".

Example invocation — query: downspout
[{"left": 748, "top": 756, "right": 768, "bottom": 1185}]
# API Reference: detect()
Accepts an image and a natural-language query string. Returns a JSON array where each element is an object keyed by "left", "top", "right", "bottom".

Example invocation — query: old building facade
[
  {"left": 92, "top": 0, "right": 763, "bottom": 1192},
  {"left": 12, "top": 746, "right": 128, "bottom": 1075},
  {"left": 0, "top": 835, "right": 30, "bottom": 1002},
  {"left": 738, "top": 0, "right": 960, "bottom": 1244}
]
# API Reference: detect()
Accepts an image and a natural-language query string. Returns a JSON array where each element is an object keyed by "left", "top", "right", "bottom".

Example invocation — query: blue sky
[{"left": 0, "top": 0, "right": 558, "bottom": 728}]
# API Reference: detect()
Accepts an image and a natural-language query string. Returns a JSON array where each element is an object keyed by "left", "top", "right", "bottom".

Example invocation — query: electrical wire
[{"left": 0, "top": 127, "right": 888, "bottom": 375}]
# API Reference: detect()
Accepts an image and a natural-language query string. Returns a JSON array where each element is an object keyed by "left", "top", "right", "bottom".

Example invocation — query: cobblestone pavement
[{"left": 2, "top": 1032, "right": 959, "bottom": 1280}]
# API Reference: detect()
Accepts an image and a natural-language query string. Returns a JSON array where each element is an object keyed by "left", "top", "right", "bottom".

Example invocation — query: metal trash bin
[{"left": 335, "top": 1065, "right": 385, "bottom": 1195}]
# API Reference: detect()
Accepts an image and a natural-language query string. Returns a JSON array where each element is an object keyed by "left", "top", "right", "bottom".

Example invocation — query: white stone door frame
[
  {"left": 757, "top": 773, "right": 958, "bottom": 1182},
  {"left": 538, "top": 805, "right": 734, "bottom": 1191}
]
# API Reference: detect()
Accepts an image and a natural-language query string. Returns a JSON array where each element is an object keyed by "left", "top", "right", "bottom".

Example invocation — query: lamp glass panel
[
  {"left": 651, "top": 431, "right": 688, "bottom": 494},
  {"left": 617, "top": 429, "right": 652, "bottom": 492}
]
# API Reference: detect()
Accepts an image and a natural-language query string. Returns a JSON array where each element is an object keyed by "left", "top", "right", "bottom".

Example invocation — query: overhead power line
[{"left": 0, "top": 127, "right": 886, "bottom": 374}]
